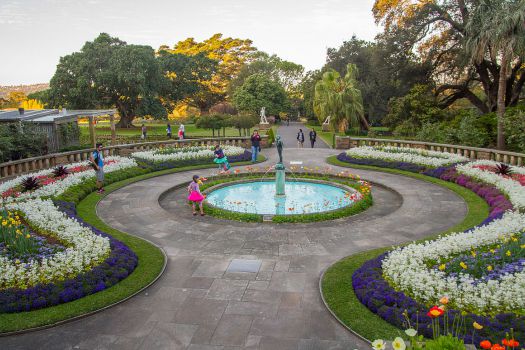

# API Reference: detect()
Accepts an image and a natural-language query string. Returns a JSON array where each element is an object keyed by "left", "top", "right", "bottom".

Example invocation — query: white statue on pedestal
[{"left": 259, "top": 107, "right": 269, "bottom": 124}]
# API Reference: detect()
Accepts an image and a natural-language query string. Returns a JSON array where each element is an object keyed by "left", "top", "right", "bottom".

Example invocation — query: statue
[
  {"left": 276, "top": 135, "right": 284, "bottom": 164},
  {"left": 259, "top": 107, "right": 269, "bottom": 124}
]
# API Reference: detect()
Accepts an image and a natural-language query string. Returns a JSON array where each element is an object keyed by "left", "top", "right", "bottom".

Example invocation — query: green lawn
[{"left": 321, "top": 156, "right": 490, "bottom": 342}]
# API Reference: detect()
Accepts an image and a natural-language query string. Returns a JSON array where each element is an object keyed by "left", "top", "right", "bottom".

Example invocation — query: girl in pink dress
[{"left": 187, "top": 175, "right": 205, "bottom": 216}]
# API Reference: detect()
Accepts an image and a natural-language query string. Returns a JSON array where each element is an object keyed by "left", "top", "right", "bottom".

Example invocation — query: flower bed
[
  {"left": 344, "top": 146, "right": 468, "bottom": 167},
  {"left": 0, "top": 156, "right": 137, "bottom": 204},
  {"left": 456, "top": 160, "right": 525, "bottom": 210},
  {"left": 131, "top": 146, "right": 251, "bottom": 170},
  {"left": 332, "top": 148, "right": 525, "bottom": 344},
  {"left": 0, "top": 156, "right": 140, "bottom": 314},
  {"left": 0, "top": 201, "right": 137, "bottom": 313}
]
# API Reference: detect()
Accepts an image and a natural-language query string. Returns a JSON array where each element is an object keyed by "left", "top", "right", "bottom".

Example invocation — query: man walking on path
[
  {"left": 297, "top": 129, "right": 305, "bottom": 148},
  {"left": 309, "top": 129, "right": 317, "bottom": 148},
  {"left": 250, "top": 130, "right": 261, "bottom": 162}
]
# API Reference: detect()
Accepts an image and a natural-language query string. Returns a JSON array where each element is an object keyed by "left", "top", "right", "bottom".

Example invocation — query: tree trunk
[
  {"left": 497, "top": 50, "right": 508, "bottom": 150},
  {"left": 115, "top": 114, "right": 135, "bottom": 128},
  {"left": 238, "top": 128, "right": 242, "bottom": 137},
  {"left": 212, "top": 129, "right": 215, "bottom": 137}
]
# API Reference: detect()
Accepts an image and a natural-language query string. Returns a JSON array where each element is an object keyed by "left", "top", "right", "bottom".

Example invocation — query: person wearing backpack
[{"left": 90, "top": 143, "right": 105, "bottom": 194}]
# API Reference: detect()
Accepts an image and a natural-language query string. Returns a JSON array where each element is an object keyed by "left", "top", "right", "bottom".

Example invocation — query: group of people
[
  {"left": 296, "top": 128, "right": 317, "bottom": 148},
  {"left": 140, "top": 123, "right": 185, "bottom": 140},
  {"left": 92, "top": 124, "right": 320, "bottom": 217}
]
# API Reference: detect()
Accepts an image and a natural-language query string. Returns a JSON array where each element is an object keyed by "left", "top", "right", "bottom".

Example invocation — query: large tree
[
  {"left": 325, "top": 35, "right": 430, "bottom": 123},
  {"left": 49, "top": 33, "right": 166, "bottom": 127},
  {"left": 233, "top": 74, "right": 289, "bottom": 116},
  {"left": 314, "top": 64, "right": 369, "bottom": 131},
  {"left": 373, "top": 0, "right": 525, "bottom": 114},
  {"left": 466, "top": 0, "right": 525, "bottom": 149},
  {"left": 164, "top": 34, "right": 257, "bottom": 112}
]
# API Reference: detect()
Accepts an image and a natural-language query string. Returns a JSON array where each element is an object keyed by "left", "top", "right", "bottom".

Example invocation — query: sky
[{"left": 0, "top": 0, "right": 381, "bottom": 86}]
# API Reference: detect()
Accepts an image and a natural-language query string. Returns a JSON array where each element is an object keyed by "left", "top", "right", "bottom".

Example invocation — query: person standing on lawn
[
  {"left": 166, "top": 123, "right": 172, "bottom": 138},
  {"left": 250, "top": 130, "right": 261, "bottom": 163},
  {"left": 90, "top": 143, "right": 105, "bottom": 194}
]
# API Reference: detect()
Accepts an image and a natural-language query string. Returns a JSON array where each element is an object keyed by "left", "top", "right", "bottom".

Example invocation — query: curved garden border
[
  {"left": 321, "top": 155, "right": 492, "bottom": 343},
  {"left": 0, "top": 157, "right": 267, "bottom": 334}
]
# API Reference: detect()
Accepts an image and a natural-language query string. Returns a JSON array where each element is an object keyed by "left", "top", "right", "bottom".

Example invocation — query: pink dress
[{"left": 187, "top": 181, "right": 204, "bottom": 202}]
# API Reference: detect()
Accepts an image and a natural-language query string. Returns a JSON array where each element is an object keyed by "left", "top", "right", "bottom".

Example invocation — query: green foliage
[
  {"left": 228, "top": 112, "right": 258, "bottom": 136},
  {"left": 314, "top": 64, "right": 367, "bottom": 132},
  {"left": 386, "top": 85, "right": 448, "bottom": 137},
  {"left": 455, "top": 112, "right": 490, "bottom": 147},
  {"left": 0, "top": 209, "right": 40, "bottom": 256},
  {"left": 194, "top": 114, "right": 228, "bottom": 137},
  {"left": 58, "top": 122, "right": 80, "bottom": 148},
  {"left": 504, "top": 106, "right": 525, "bottom": 152},
  {"left": 325, "top": 35, "right": 430, "bottom": 122},
  {"left": 424, "top": 334, "right": 466, "bottom": 350},
  {"left": 0, "top": 123, "right": 48, "bottom": 162},
  {"left": 266, "top": 127, "right": 275, "bottom": 145},
  {"left": 233, "top": 73, "right": 289, "bottom": 116}
]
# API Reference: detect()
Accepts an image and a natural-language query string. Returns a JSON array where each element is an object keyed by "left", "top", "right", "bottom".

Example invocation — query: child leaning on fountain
[{"left": 187, "top": 175, "right": 205, "bottom": 216}]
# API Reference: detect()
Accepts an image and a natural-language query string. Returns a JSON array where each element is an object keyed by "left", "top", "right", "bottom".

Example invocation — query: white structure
[
  {"left": 259, "top": 107, "right": 269, "bottom": 124},
  {"left": 322, "top": 115, "right": 331, "bottom": 131}
]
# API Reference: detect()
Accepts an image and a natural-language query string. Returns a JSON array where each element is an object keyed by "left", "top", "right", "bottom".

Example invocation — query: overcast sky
[{"left": 0, "top": 0, "right": 381, "bottom": 85}]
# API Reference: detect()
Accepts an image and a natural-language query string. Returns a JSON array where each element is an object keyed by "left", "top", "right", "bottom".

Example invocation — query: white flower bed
[
  {"left": 0, "top": 156, "right": 137, "bottom": 205},
  {"left": 346, "top": 146, "right": 468, "bottom": 167},
  {"left": 382, "top": 211, "right": 525, "bottom": 314},
  {"left": 456, "top": 160, "right": 525, "bottom": 210},
  {"left": 1, "top": 199, "right": 110, "bottom": 289},
  {"left": 131, "top": 145, "right": 246, "bottom": 163}
]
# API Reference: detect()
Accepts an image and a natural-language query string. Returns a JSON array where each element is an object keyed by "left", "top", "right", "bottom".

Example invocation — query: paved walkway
[
  {"left": 275, "top": 122, "right": 330, "bottom": 149},
  {"left": 0, "top": 146, "right": 467, "bottom": 350}
]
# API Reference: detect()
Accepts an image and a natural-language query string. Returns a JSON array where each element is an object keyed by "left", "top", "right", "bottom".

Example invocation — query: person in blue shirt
[{"left": 90, "top": 143, "right": 105, "bottom": 194}]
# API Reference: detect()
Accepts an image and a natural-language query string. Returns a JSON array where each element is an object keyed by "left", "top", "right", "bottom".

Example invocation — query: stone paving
[{"left": 0, "top": 126, "right": 468, "bottom": 350}]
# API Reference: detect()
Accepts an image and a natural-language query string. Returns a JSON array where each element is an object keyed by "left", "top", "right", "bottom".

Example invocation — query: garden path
[
  {"left": 0, "top": 147, "right": 467, "bottom": 350},
  {"left": 275, "top": 122, "right": 330, "bottom": 149}
]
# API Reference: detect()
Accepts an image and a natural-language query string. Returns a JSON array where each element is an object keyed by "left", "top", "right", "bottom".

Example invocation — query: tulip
[
  {"left": 491, "top": 344, "right": 505, "bottom": 350},
  {"left": 427, "top": 306, "right": 444, "bottom": 318},
  {"left": 479, "top": 340, "right": 491, "bottom": 349}
]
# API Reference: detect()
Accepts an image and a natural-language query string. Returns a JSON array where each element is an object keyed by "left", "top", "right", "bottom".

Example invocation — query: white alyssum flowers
[
  {"left": 1, "top": 199, "right": 110, "bottom": 289},
  {"left": 382, "top": 211, "right": 525, "bottom": 314},
  {"left": 131, "top": 146, "right": 245, "bottom": 163},
  {"left": 346, "top": 146, "right": 468, "bottom": 167},
  {"left": 456, "top": 160, "right": 525, "bottom": 210}
]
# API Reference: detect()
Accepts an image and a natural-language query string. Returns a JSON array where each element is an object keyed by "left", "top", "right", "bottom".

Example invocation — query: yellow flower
[
  {"left": 512, "top": 237, "right": 518, "bottom": 242},
  {"left": 438, "top": 264, "right": 446, "bottom": 271},
  {"left": 506, "top": 250, "right": 512, "bottom": 257},
  {"left": 392, "top": 337, "right": 406, "bottom": 350},
  {"left": 439, "top": 296, "right": 449, "bottom": 305},
  {"left": 521, "top": 244, "right": 525, "bottom": 249},
  {"left": 26, "top": 234, "right": 30, "bottom": 239},
  {"left": 487, "top": 265, "right": 493, "bottom": 272},
  {"left": 490, "top": 249, "right": 496, "bottom": 254},
  {"left": 460, "top": 262, "right": 468, "bottom": 269},
  {"left": 473, "top": 322, "right": 483, "bottom": 330},
  {"left": 471, "top": 250, "right": 477, "bottom": 257}
]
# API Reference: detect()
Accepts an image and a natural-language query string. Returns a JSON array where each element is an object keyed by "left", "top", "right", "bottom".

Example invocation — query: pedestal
[{"left": 275, "top": 162, "right": 285, "bottom": 196}]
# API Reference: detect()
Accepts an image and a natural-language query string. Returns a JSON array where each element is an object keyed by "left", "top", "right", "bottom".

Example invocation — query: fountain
[{"left": 204, "top": 134, "right": 361, "bottom": 216}]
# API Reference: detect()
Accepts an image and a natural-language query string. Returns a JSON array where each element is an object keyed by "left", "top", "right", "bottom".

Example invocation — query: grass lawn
[
  {"left": 0, "top": 156, "right": 267, "bottom": 334},
  {"left": 80, "top": 122, "right": 261, "bottom": 138},
  {"left": 321, "top": 156, "right": 489, "bottom": 342}
]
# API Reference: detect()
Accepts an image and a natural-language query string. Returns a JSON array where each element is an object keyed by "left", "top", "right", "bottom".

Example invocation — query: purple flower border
[
  {"left": 0, "top": 201, "right": 138, "bottom": 313},
  {"left": 337, "top": 153, "right": 523, "bottom": 344}
]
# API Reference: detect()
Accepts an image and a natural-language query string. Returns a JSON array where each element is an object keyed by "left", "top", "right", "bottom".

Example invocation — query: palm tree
[
  {"left": 466, "top": 0, "right": 525, "bottom": 150},
  {"left": 314, "top": 64, "right": 369, "bottom": 132}
]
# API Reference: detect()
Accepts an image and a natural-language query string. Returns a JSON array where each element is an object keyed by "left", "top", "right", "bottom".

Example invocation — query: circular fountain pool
[{"left": 205, "top": 180, "right": 359, "bottom": 215}]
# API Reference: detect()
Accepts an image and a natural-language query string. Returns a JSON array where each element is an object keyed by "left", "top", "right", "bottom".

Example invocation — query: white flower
[
  {"left": 346, "top": 146, "right": 467, "bottom": 167},
  {"left": 392, "top": 337, "right": 406, "bottom": 350},
  {"left": 405, "top": 329, "right": 417, "bottom": 337},
  {"left": 372, "top": 339, "right": 386, "bottom": 350},
  {"left": 131, "top": 146, "right": 245, "bottom": 163}
]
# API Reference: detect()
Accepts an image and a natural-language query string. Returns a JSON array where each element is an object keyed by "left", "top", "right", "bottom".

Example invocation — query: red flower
[
  {"left": 502, "top": 339, "right": 520, "bottom": 348},
  {"left": 426, "top": 306, "right": 444, "bottom": 318},
  {"left": 479, "top": 340, "right": 491, "bottom": 349},
  {"left": 491, "top": 344, "right": 505, "bottom": 350}
]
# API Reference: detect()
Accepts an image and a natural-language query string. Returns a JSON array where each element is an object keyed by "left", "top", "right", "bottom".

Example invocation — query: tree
[
  {"left": 195, "top": 114, "right": 226, "bottom": 137},
  {"left": 373, "top": 0, "right": 525, "bottom": 114},
  {"left": 325, "top": 35, "right": 430, "bottom": 123},
  {"left": 165, "top": 34, "right": 257, "bottom": 112},
  {"left": 466, "top": 0, "right": 525, "bottom": 150},
  {"left": 233, "top": 74, "right": 289, "bottom": 116},
  {"left": 299, "top": 70, "right": 323, "bottom": 120},
  {"left": 313, "top": 64, "right": 369, "bottom": 132},
  {"left": 48, "top": 33, "right": 167, "bottom": 127},
  {"left": 229, "top": 112, "right": 258, "bottom": 136}
]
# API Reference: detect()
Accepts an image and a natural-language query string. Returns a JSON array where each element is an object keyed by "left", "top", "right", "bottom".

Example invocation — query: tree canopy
[{"left": 232, "top": 74, "right": 289, "bottom": 116}]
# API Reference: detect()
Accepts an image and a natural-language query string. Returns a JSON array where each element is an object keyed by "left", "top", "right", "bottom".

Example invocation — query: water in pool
[{"left": 205, "top": 181, "right": 358, "bottom": 215}]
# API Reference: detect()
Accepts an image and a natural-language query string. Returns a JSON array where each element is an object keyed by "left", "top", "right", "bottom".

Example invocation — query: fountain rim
[{"left": 202, "top": 178, "right": 360, "bottom": 217}]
